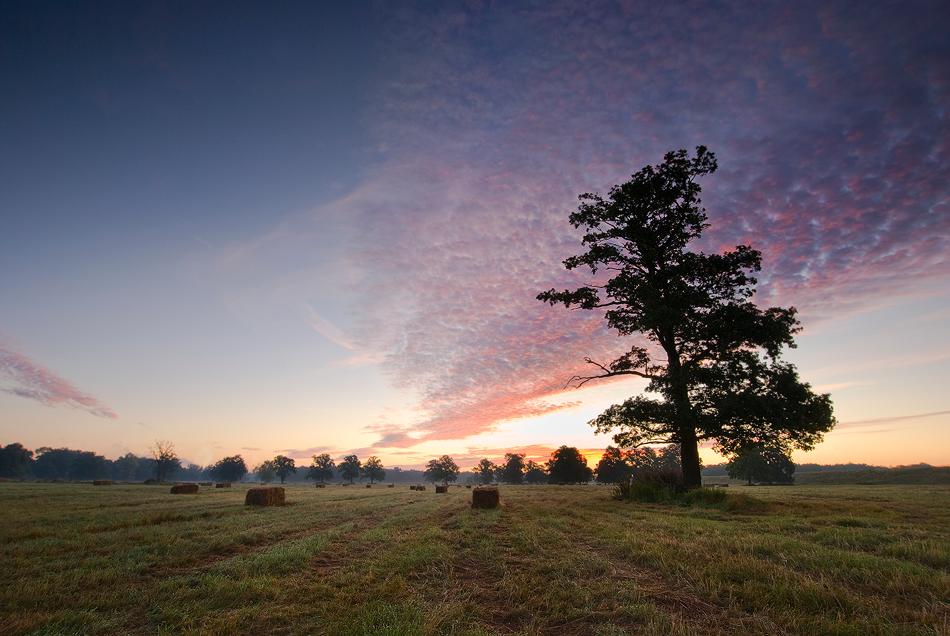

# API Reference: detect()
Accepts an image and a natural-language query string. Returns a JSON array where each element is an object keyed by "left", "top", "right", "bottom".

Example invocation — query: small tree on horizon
[
  {"left": 271, "top": 456, "right": 296, "bottom": 483},
  {"left": 306, "top": 453, "right": 336, "bottom": 484},
  {"left": 148, "top": 440, "right": 180, "bottom": 483},
  {"left": 254, "top": 460, "right": 276, "bottom": 483},
  {"left": 501, "top": 453, "right": 526, "bottom": 485},
  {"left": 361, "top": 456, "right": 386, "bottom": 484},
  {"left": 338, "top": 455, "right": 361, "bottom": 483},
  {"left": 209, "top": 455, "right": 248, "bottom": 482},
  {"left": 424, "top": 455, "right": 460, "bottom": 485},
  {"left": 471, "top": 458, "right": 497, "bottom": 484},
  {"left": 523, "top": 460, "right": 547, "bottom": 484},
  {"left": 727, "top": 445, "right": 795, "bottom": 485},
  {"left": 547, "top": 446, "right": 593, "bottom": 484}
]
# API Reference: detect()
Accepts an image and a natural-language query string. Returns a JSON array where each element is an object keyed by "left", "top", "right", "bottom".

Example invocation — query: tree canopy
[
  {"left": 338, "top": 455, "right": 361, "bottom": 484},
  {"left": 209, "top": 455, "right": 247, "bottom": 483},
  {"left": 254, "top": 460, "right": 276, "bottom": 483},
  {"left": 360, "top": 456, "right": 386, "bottom": 484},
  {"left": 501, "top": 453, "right": 526, "bottom": 484},
  {"left": 306, "top": 453, "right": 336, "bottom": 484},
  {"left": 471, "top": 459, "right": 496, "bottom": 484},
  {"left": 271, "top": 456, "right": 297, "bottom": 484},
  {"left": 547, "top": 446, "right": 593, "bottom": 484},
  {"left": 424, "top": 455, "right": 460, "bottom": 485},
  {"left": 538, "top": 147, "right": 835, "bottom": 489}
]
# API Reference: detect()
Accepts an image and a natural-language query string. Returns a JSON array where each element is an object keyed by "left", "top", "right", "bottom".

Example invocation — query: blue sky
[{"left": 2, "top": 0, "right": 948, "bottom": 470}]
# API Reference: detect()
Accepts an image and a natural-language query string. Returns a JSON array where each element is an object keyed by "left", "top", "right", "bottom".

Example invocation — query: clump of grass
[{"left": 614, "top": 479, "right": 768, "bottom": 512}]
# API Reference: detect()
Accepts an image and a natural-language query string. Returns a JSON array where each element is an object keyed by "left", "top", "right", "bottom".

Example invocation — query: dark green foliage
[
  {"left": 306, "top": 453, "right": 336, "bottom": 483},
  {"left": 111, "top": 453, "right": 139, "bottom": 481},
  {"left": 538, "top": 147, "right": 836, "bottom": 488},
  {"left": 33, "top": 446, "right": 110, "bottom": 481},
  {"left": 338, "top": 455, "right": 361, "bottom": 483},
  {"left": 0, "top": 442, "right": 33, "bottom": 479},
  {"left": 727, "top": 445, "right": 795, "bottom": 485},
  {"left": 209, "top": 455, "right": 248, "bottom": 482},
  {"left": 423, "top": 455, "right": 460, "bottom": 485},
  {"left": 546, "top": 446, "right": 593, "bottom": 484},
  {"left": 271, "top": 455, "right": 297, "bottom": 484},
  {"left": 523, "top": 460, "right": 547, "bottom": 484},
  {"left": 360, "top": 456, "right": 386, "bottom": 484},
  {"left": 501, "top": 453, "right": 526, "bottom": 484},
  {"left": 254, "top": 460, "right": 277, "bottom": 483},
  {"left": 471, "top": 458, "right": 496, "bottom": 484}
]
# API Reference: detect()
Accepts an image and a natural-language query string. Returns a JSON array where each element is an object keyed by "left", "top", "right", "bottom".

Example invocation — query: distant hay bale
[
  {"left": 465, "top": 484, "right": 472, "bottom": 489},
  {"left": 0, "top": 478, "right": 6, "bottom": 483},
  {"left": 366, "top": 484, "right": 371, "bottom": 488},
  {"left": 410, "top": 485, "right": 417, "bottom": 490},
  {"left": 170, "top": 483, "right": 199, "bottom": 494},
  {"left": 216, "top": 482, "right": 231, "bottom": 488},
  {"left": 93, "top": 480, "right": 114, "bottom": 486},
  {"left": 471, "top": 486, "right": 499, "bottom": 509},
  {"left": 388, "top": 484, "right": 394, "bottom": 488},
  {"left": 417, "top": 485, "right": 426, "bottom": 491},
  {"left": 315, "top": 483, "right": 326, "bottom": 488},
  {"left": 558, "top": 482, "right": 566, "bottom": 486},
  {"left": 200, "top": 482, "right": 213, "bottom": 486},
  {"left": 436, "top": 485, "right": 448, "bottom": 493},
  {"left": 245, "top": 486, "right": 285, "bottom": 506}
]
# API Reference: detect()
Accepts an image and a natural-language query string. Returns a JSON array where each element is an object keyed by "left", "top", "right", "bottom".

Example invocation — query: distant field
[
  {"left": 796, "top": 466, "right": 950, "bottom": 486},
  {"left": 1, "top": 483, "right": 948, "bottom": 635}
]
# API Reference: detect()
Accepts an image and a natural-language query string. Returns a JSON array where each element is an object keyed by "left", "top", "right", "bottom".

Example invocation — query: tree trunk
[{"left": 679, "top": 428, "right": 702, "bottom": 490}]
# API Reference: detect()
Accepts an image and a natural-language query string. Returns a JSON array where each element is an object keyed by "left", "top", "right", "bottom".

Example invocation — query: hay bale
[
  {"left": 435, "top": 485, "right": 448, "bottom": 493},
  {"left": 388, "top": 484, "right": 394, "bottom": 488},
  {"left": 366, "top": 484, "right": 371, "bottom": 488},
  {"left": 410, "top": 485, "right": 417, "bottom": 490},
  {"left": 0, "top": 478, "right": 6, "bottom": 483},
  {"left": 93, "top": 480, "right": 114, "bottom": 486},
  {"left": 200, "top": 481, "right": 213, "bottom": 486},
  {"left": 216, "top": 482, "right": 231, "bottom": 488},
  {"left": 465, "top": 484, "right": 472, "bottom": 489},
  {"left": 471, "top": 485, "right": 499, "bottom": 509},
  {"left": 170, "top": 483, "right": 199, "bottom": 494},
  {"left": 245, "top": 486, "right": 285, "bottom": 506},
  {"left": 315, "top": 483, "right": 326, "bottom": 488}
]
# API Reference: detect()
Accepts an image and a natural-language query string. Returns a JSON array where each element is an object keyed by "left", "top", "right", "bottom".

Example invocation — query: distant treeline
[
  {"left": 0, "top": 443, "right": 464, "bottom": 484},
  {"left": 701, "top": 462, "right": 880, "bottom": 477},
  {"left": 795, "top": 464, "right": 950, "bottom": 485}
]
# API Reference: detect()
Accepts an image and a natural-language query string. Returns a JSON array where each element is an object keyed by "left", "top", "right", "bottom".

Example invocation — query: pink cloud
[
  {"left": 342, "top": 0, "right": 950, "bottom": 449},
  {"left": 0, "top": 338, "right": 117, "bottom": 419}
]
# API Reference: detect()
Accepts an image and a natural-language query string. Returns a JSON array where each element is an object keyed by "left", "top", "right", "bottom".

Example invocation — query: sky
[{"left": 1, "top": 0, "right": 948, "bottom": 471}]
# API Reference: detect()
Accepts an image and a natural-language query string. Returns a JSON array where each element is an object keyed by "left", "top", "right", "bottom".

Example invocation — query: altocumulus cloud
[
  {"left": 342, "top": 0, "right": 949, "bottom": 449},
  {"left": 0, "top": 337, "right": 117, "bottom": 419}
]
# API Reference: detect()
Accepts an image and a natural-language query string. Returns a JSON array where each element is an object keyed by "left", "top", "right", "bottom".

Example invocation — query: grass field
[{"left": 1, "top": 482, "right": 948, "bottom": 635}]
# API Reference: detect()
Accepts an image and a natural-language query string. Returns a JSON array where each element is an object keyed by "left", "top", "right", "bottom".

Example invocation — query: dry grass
[{"left": 0, "top": 482, "right": 947, "bottom": 635}]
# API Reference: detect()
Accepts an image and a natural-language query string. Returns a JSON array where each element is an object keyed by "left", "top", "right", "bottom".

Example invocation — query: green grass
[
  {"left": 796, "top": 466, "right": 950, "bottom": 486},
  {"left": 1, "top": 482, "right": 948, "bottom": 635}
]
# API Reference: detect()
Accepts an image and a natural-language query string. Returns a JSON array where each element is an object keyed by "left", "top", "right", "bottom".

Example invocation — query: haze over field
[{"left": 1, "top": 1, "right": 948, "bottom": 470}]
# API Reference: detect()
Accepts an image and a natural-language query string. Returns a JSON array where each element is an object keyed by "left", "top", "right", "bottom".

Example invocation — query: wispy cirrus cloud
[{"left": 0, "top": 337, "right": 117, "bottom": 419}]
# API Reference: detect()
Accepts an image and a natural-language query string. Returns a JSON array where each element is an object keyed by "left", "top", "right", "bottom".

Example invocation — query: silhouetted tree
[
  {"left": 523, "top": 460, "right": 547, "bottom": 484},
  {"left": 271, "top": 455, "right": 296, "bottom": 483},
  {"left": 149, "top": 440, "right": 180, "bottom": 482},
  {"left": 34, "top": 447, "right": 110, "bottom": 480},
  {"left": 112, "top": 453, "right": 139, "bottom": 481},
  {"left": 209, "top": 455, "right": 248, "bottom": 482},
  {"left": 501, "top": 453, "right": 526, "bottom": 484},
  {"left": 0, "top": 443, "right": 33, "bottom": 479},
  {"left": 361, "top": 456, "right": 386, "bottom": 484},
  {"left": 594, "top": 446, "right": 631, "bottom": 484},
  {"left": 547, "top": 446, "right": 593, "bottom": 484},
  {"left": 424, "top": 455, "right": 460, "bottom": 485},
  {"left": 306, "top": 453, "right": 335, "bottom": 484},
  {"left": 471, "top": 458, "right": 497, "bottom": 484},
  {"left": 338, "top": 455, "right": 361, "bottom": 484},
  {"left": 254, "top": 460, "right": 276, "bottom": 483},
  {"left": 538, "top": 147, "right": 836, "bottom": 489}
]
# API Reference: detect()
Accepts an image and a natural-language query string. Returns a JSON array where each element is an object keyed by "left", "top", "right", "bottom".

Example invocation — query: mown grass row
[{"left": 1, "top": 482, "right": 948, "bottom": 635}]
